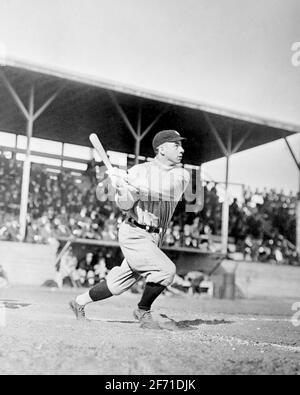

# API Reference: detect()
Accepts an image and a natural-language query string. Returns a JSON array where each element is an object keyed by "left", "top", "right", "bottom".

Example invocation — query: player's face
[{"left": 162, "top": 141, "right": 185, "bottom": 164}]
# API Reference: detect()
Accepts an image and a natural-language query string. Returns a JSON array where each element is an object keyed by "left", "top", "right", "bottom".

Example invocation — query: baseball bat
[
  {"left": 89, "top": 133, "right": 113, "bottom": 170},
  {"left": 89, "top": 133, "right": 138, "bottom": 195},
  {"left": 55, "top": 238, "right": 74, "bottom": 269}
]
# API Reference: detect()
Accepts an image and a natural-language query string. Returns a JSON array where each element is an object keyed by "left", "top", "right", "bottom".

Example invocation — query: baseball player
[{"left": 70, "top": 130, "right": 190, "bottom": 329}]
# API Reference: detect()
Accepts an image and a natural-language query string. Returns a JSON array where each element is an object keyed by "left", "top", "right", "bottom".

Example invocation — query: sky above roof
[
  {"left": 0, "top": 0, "right": 299, "bottom": 193},
  {"left": 203, "top": 133, "right": 300, "bottom": 195},
  {"left": 0, "top": 0, "right": 300, "bottom": 128}
]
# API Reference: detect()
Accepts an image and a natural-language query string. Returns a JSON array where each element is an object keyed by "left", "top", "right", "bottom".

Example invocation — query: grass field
[{"left": 0, "top": 286, "right": 299, "bottom": 375}]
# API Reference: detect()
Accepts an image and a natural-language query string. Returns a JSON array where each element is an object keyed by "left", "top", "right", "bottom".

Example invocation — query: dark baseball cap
[{"left": 152, "top": 130, "right": 186, "bottom": 150}]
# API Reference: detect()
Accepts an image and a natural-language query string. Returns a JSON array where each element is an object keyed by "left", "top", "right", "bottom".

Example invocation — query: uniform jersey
[{"left": 121, "top": 158, "right": 190, "bottom": 229}]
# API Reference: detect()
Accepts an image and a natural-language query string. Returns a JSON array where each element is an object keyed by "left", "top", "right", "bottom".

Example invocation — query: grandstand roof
[
  {"left": 0, "top": 0, "right": 299, "bottom": 165},
  {"left": 0, "top": 63, "right": 294, "bottom": 166},
  {"left": 1, "top": 0, "right": 300, "bottom": 126}
]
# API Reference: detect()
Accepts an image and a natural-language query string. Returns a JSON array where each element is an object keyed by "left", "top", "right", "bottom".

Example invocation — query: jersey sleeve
[
  {"left": 127, "top": 164, "right": 191, "bottom": 202},
  {"left": 173, "top": 168, "right": 191, "bottom": 201},
  {"left": 115, "top": 165, "right": 140, "bottom": 210}
]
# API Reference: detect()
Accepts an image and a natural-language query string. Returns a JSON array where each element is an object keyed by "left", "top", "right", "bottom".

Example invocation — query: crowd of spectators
[
  {"left": 55, "top": 248, "right": 110, "bottom": 288},
  {"left": 53, "top": 243, "right": 213, "bottom": 294},
  {"left": 0, "top": 154, "right": 299, "bottom": 266}
]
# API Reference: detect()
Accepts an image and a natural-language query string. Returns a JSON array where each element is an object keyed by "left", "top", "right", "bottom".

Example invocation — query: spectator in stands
[
  {"left": 56, "top": 247, "right": 80, "bottom": 288},
  {"left": 0, "top": 153, "right": 299, "bottom": 266},
  {"left": 93, "top": 254, "right": 108, "bottom": 283},
  {"left": 78, "top": 252, "right": 97, "bottom": 287}
]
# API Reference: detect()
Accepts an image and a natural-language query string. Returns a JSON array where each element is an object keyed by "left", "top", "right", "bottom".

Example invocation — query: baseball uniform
[{"left": 106, "top": 158, "right": 190, "bottom": 295}]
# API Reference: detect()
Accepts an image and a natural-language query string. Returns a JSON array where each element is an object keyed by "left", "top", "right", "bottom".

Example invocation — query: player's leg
[
  {"left": 132, "top": 247, "right": 176, "bottom": 328},
  {"left": 69, "top": 259, "right": 140, "bottom": 320},
  {"left": 119, "top": 222, "right": 176, "bottom": 328}
]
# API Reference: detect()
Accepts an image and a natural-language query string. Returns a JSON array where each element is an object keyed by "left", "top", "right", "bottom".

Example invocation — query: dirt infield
[{"left": 0, "top": 286, "right": 299, "bottom": 375}]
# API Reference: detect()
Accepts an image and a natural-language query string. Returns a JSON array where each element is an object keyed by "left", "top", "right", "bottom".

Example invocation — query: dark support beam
[
  {"left": 0, "top": 70, "right": 29, "bottom": 120},
  {"left": 203, "top": 112, "right": 228, "bottom": 157},
  {"left": 284, "top": 137, "right": 300, "bottom": 171},
  {"left": 107, "top": 91, "right": 168, "bottom": 163},
  {"left": 108, "top": 91, "right": 138, "bottom": 140},
  {"left": 232, "top": 126, "right": 253, "bottom": 155},
  {"left": 135, "top": 104, "right": 142, "bottom": 164},
  {"left": 140, "top": 107, "right": 168, "bottom": 141},
  {"left": 227, "top": 127, "right": 232, "bottom": 155},
  {"left": 221, "top": 128, "right": 232, "bottom": 256},
  {"left": 33, "top": 86, "right": 65, "bottom": 122}
]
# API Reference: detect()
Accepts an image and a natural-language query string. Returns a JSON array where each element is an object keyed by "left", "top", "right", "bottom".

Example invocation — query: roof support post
[
  {"left": 20, "top": 85, "right": 63, "bottom": 240},
  {"left": 203, "top": 112, "right": 232, "bottom": 255},
  {"left": 135, "top": 104, "right": 142, "bottom": 164},
  {"left": 108, "top": 91, "right": 167, "bottom": 163},
  {"left": 0, "top": 70, "right": 29, "bottom": 120},
  {"left": 203, "top": 113, "right": 228, "bottom": 156},
  {"left": 0, "top": 70, "right": 63, "bottom": 241},
  {"left": 284, "top": 137, "right": 300, "bottom": 254},
  {"left": 108, "top": 91, "right": 138, "bottom": 140},
  {"left": 19, "top": 85, "right": 35, "bottom": 241},
  {"left": 221, "top": 128, "right": 232, "bottom": 255}
]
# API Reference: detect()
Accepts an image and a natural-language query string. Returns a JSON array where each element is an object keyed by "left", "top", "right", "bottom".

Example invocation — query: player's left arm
[{"left": 114, "top": 166, "right": 140, "bottom": 211}]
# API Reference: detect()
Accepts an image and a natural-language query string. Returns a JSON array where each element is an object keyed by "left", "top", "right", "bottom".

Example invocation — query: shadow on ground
[
  {"left": 91, "top": 314, "right": 234, "bottom": 331},
  {"left": 158, "top": 314, "right": 234, "bottom": 331},
  {"left": 0, "top": 300, "right": 31, "bottom": 309}
]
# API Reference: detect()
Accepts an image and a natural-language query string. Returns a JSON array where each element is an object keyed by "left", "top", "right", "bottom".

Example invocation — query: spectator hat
[{"left": 152, "top": 130, "right": 186, "bottom": 151}]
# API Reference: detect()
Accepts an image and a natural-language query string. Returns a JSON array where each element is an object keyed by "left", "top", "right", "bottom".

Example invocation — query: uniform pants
[{"left": 106, "top": 221, "right": 176, "bottom": 295}]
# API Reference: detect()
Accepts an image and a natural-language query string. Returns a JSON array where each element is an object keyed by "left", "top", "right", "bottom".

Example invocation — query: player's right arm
[{"left": 105, "top": 166, "right": 140, "bottom": 211}]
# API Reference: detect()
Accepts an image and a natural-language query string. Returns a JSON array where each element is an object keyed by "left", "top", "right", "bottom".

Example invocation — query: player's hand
[
  {"left": 136, "top": 207, "right": 159, "bottom": 228},
  {"left": 106, "top": 167, "right": 129, "bottom": 189}
]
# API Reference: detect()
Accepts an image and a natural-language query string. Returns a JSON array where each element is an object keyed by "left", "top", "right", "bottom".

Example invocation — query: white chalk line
[
  {"left": 208, "top": 335, "right": 300, "bottom": 353},
  {"left": 234, "top": 316, "right": 291, "bottom": 323}
]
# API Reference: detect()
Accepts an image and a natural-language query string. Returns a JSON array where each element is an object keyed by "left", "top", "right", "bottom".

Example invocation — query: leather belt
[{"left": 127, "top": 217, "right": 163, "bottom": 234}]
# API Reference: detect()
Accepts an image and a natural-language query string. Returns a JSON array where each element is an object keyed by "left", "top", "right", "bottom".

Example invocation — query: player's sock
[
  {"left": 76, "top": 280, "right": 113, "bottom": 306},
  {"left": 89, "top": 279, "right": 113, "bottom": 302},
  {"left": 76, "top": 292, "right": 93, "bottom": 306},
  {"left": 138, "top": 282, "right": 166, "bottom": 311}
]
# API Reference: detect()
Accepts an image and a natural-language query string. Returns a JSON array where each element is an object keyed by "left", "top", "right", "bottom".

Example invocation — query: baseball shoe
[
  {"left": 69, "top": 300, "right": 86, "bottom": 320},
  {"left": 133, "top": 308, "right": 161, "bottom": 330}
]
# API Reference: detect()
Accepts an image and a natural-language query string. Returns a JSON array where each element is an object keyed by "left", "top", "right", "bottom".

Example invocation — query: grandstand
[
  {"left": 0, "top": 133, "right": 299, "bottom": 277},
  {"left": 0, "top": 70, "right": 299, "bottom": 300},
  {"left": 0, "top": 0, "right": 300, "bottom": 296},
  {"left": 0, "top": 63, "right": 298, "bottom": 254},
  {"left": 1, "top": 1, "right": 300, "bottom": 377}
]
